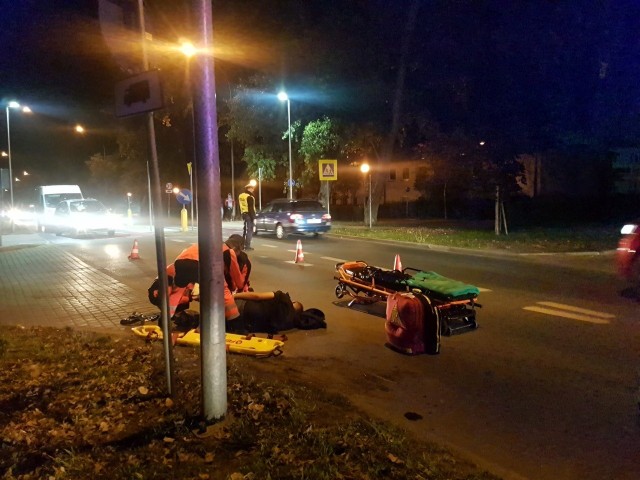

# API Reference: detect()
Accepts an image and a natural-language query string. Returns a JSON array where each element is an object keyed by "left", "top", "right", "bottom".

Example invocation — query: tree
[
  {"left": 413, "top": 129, "right": 477, "bottom": 219},
  {"left": 298, "top": 117, "right": 341, "bottom": 203},
  {"left": 85, "top": 125, "right": 149, "bottom": 208},
  {"left": 223, "top": 75, "right": 293, "bottom": 193}
]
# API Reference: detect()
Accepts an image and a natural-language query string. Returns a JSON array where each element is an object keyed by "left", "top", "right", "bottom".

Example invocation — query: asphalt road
[{"left": 3, "top": 224, "right": 639, "bottom": 480}]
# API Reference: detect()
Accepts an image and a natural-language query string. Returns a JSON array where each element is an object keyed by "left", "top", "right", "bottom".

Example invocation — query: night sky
[{"left": 2, "top": 1, "right": 640, "bottom": 195}]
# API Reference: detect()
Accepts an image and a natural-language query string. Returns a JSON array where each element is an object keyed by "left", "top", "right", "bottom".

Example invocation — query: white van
[{"left": 34, "top": 185, "right": 84, "bottom": 230}]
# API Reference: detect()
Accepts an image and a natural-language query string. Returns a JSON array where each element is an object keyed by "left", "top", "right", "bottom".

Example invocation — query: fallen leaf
[
  {"left": 387, "top": 453, "right": 404, "bottom": 464},
  {"left": 138, "top": 386, "right": 149, "bottom": 395},
  {"left": 165, "top": 397, "right": 174, "bottom": 408},
  {"left": 163, "top": 437, "right": 175, "bottom": 443},
  {"left": 204, "top": 452, "right": 215, "bottom": 463}
]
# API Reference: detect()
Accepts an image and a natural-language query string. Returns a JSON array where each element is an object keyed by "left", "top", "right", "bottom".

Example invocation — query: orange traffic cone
[
  {"left": 393, "top": 254, "right": 402, "bottom": 271},
  {"left": 128, "top": 239, "right": 140, "bottom": 260},
  {"left": 294, "top": 240, "right": 304, "bottom": 263}
]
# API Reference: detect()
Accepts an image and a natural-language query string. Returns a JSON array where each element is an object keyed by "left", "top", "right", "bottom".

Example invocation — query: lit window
[{"left": 402, "top": 168, "right": 410, "bottom": 181}]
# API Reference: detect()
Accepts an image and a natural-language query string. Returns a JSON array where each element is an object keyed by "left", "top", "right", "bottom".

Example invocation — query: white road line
[
  {"left": 321, "top": 256, "right": 347, "bottom": 263},
  {"left": 523, "top": 306, "right": 611, "bottom": 325},
  {"left": 478, "top": 287, "right": 492, "bottom": 292},
  {"left": 262, "top": 244, "right": 278, "bottom": 248},
  {"left": 535, "top": 301, "right": 615, "bottom": 319}
]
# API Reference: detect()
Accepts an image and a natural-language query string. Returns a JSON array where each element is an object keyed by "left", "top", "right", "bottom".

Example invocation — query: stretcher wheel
[{"left": 335, "top": 283, "right": 346, "bottom": 299}]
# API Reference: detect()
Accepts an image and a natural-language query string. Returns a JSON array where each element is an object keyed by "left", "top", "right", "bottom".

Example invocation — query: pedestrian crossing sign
[{"left": 319, "top": 159, "right": 338, "bottom": 181}]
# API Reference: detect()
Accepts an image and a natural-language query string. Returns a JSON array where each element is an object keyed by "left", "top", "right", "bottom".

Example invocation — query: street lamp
[
  {"left": 5, "top": 101, "right": 31, "bottom": 212},
  {"left": 277, "top": 91, "right": 293, "bottom": 200},
  {"left": 360, "top": 163, "right": 372, "bottom": 229},
  {"left": 127, "top": 192, "right": 133, "bottom": 225}
]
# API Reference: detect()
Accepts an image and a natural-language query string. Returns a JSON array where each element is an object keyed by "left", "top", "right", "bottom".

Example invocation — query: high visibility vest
[{"left": 238, "top": 192, "right": 250, "bottom": 214}]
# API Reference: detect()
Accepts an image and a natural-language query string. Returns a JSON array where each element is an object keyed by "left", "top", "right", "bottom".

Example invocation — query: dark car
[
  {"left": 254, "top": 199, "right": 331, "bottom": 239},
  {"left": 616, "top": 219, "right": 640, "bottom": 288}
]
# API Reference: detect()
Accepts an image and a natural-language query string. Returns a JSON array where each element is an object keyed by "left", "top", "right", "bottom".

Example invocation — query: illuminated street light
[
  {"left": 180, "top": 41, "right": 197, "bottom": 58},
  {"left": 75, "top": 124, "right": 85, "bottom": 134},
  {"left": 5, "top": 101, "right": 31, "bottom": 213},
  {"left": 127, "top": 192, "right": 133, "bottom": 225},
  {"left": 277, "top": 91, "right": 293, "bottom": 200},
  {"left": 360, "top": 163, "right": 372, "bottom": 229}
]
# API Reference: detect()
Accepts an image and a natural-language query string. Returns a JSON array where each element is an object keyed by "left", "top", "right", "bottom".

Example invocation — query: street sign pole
[
  {"left": 188, "top": 163, "right": 195, "bottom": 230},
  {"left": 137, "top": 0, "right": 175, "bottom": 397},
  {"left": 192, "top": 0, "right": 227, "bottom": 421}
]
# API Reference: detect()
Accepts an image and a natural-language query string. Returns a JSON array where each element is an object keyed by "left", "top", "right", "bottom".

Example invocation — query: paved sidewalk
[{"left": 0, "top": 245, "right": 150, "bottom": 329}]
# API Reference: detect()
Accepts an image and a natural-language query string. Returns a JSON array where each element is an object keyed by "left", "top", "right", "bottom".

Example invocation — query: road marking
[
  {"left": 478, "top": 287, "right": 492, "bottom": 292},
  {"left": 284, "top": 261, "right": 313, "bottom": 266},
  {"left": 321, "top": 256, "right": 347, "bottom": 263},
  {"left": 536, "top": 301, "right": 615, "bottom": 319},
  {"left": 262, "top": 244, "right": 278, "bottom": 248},
  {"left": 523, "top": 302, "right": 613, "bottom": 325}
]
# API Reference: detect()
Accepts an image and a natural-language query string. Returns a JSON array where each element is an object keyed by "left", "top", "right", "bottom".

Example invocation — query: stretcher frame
[{"left": 334, "top": 260, "right": 480, "bottom": 335}]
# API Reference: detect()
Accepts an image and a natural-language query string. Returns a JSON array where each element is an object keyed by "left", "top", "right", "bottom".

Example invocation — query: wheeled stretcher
[{"left": 334, "top": 260, "right": 481, "bottom": 335}]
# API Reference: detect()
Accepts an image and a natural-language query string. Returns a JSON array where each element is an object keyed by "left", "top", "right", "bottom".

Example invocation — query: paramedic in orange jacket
[
  {"left": 173, "top": 238, "right": 246, "bottom": 322},
  {"left": 221, "top": 236, "right": 246, "bottom": 322}
]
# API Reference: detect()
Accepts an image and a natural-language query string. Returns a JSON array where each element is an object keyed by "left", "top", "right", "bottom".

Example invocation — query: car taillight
[
  {"left": 322, "top": 213, "right": 331, "bottom": 221},
  {"left": 289, "top": 213, "right": 303, "bottom": 223},
  {"left": 621, "top": 224, "right": 638, "bottom": 235}
]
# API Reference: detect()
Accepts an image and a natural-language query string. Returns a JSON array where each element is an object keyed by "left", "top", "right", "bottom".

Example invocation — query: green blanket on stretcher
[{"left": 406, "top": 271, "right": 480, "bottom": 301}]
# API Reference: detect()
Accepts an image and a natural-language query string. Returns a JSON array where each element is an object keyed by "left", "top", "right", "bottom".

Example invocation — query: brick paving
[{"left": 0, "top": 245, "right": 151, "bottom": 329}]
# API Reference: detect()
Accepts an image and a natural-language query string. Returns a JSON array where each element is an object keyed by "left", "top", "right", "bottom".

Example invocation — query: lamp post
[
  {"left": 360, "top": 163, "right": 372, "bottom": 229},
  {"left": 277, "top": 91, "right": 293, "bottom": 200},
  {"left": 127, "top": 192, "right": 133, "bottom": 225},
  {"left": 5, "top": 101, "right": 31, "bottom": 213}
]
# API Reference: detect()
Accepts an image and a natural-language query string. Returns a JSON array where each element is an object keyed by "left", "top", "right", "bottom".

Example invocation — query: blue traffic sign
[{"left": 175, "top": 188, "right": 192, "bottom": 205}]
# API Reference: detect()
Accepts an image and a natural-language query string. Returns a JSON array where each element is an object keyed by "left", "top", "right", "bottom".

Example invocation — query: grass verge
[
  {"left": 331, "top": 222, "right": 620, "bottom": 253},
  {"left": 0, "top": 326, "right": 500, "bottom": 480}
]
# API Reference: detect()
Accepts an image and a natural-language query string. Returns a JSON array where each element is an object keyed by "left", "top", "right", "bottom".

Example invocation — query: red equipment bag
[{"left": 385, "top": 292, "right": 440, "bottom": 355}]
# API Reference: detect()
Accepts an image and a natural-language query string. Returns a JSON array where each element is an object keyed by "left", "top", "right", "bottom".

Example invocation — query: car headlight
[{"left": 621, "top": 224, "right": 638, "bottom": 235}]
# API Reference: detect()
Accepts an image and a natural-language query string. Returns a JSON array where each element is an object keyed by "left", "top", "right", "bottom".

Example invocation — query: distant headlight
[{"left": 621, "top": 224, "right": 638, "bottom": 235}]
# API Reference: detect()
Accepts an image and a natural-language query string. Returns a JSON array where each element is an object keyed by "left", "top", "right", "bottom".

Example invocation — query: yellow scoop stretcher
[{"left": 131, "top": 325, "right": 284, "bottom": 357}]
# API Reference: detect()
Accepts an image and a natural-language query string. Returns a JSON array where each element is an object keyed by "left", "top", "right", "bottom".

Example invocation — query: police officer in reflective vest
[{"left": 238, "top": 183, "right": 256, "bottom": 250}]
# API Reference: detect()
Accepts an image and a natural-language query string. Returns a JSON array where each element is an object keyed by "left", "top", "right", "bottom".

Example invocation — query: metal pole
[
  {"left": 286, "top": 98, "right": 292, "bottom": 200},
  {"left": 5, "top": 107, "right": 13, "bottom": 212},
  {"left": 231, "top": 140, "right": 235, "bottom": 219},
  {"left": 368, "top": 173, "right": 372, "bottom": 229},
  {"left": 146, "top": 160, "right": 153, "bottom": 231},
  {"left": 5, "top": 109, "right": 12, "bottom": 212},
  {"left": 138, "top": 0, "right": 174, "bottom": 396},
  {"left": 258, "top": 167, "right": 262, "bottom": 210},
  {"left": 192, "top": 0, "right": 227, "bottom": 421},
  {"left": 189, "top": 163, "right": 195, "bottom": 230}
]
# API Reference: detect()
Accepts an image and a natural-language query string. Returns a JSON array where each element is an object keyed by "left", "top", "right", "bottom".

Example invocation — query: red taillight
[
  {"left": 322, "top": 213, "right": 331, "bottom": 221},
  {"left": 289, "top": 213, "right": 303, "bottom": 223}
]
